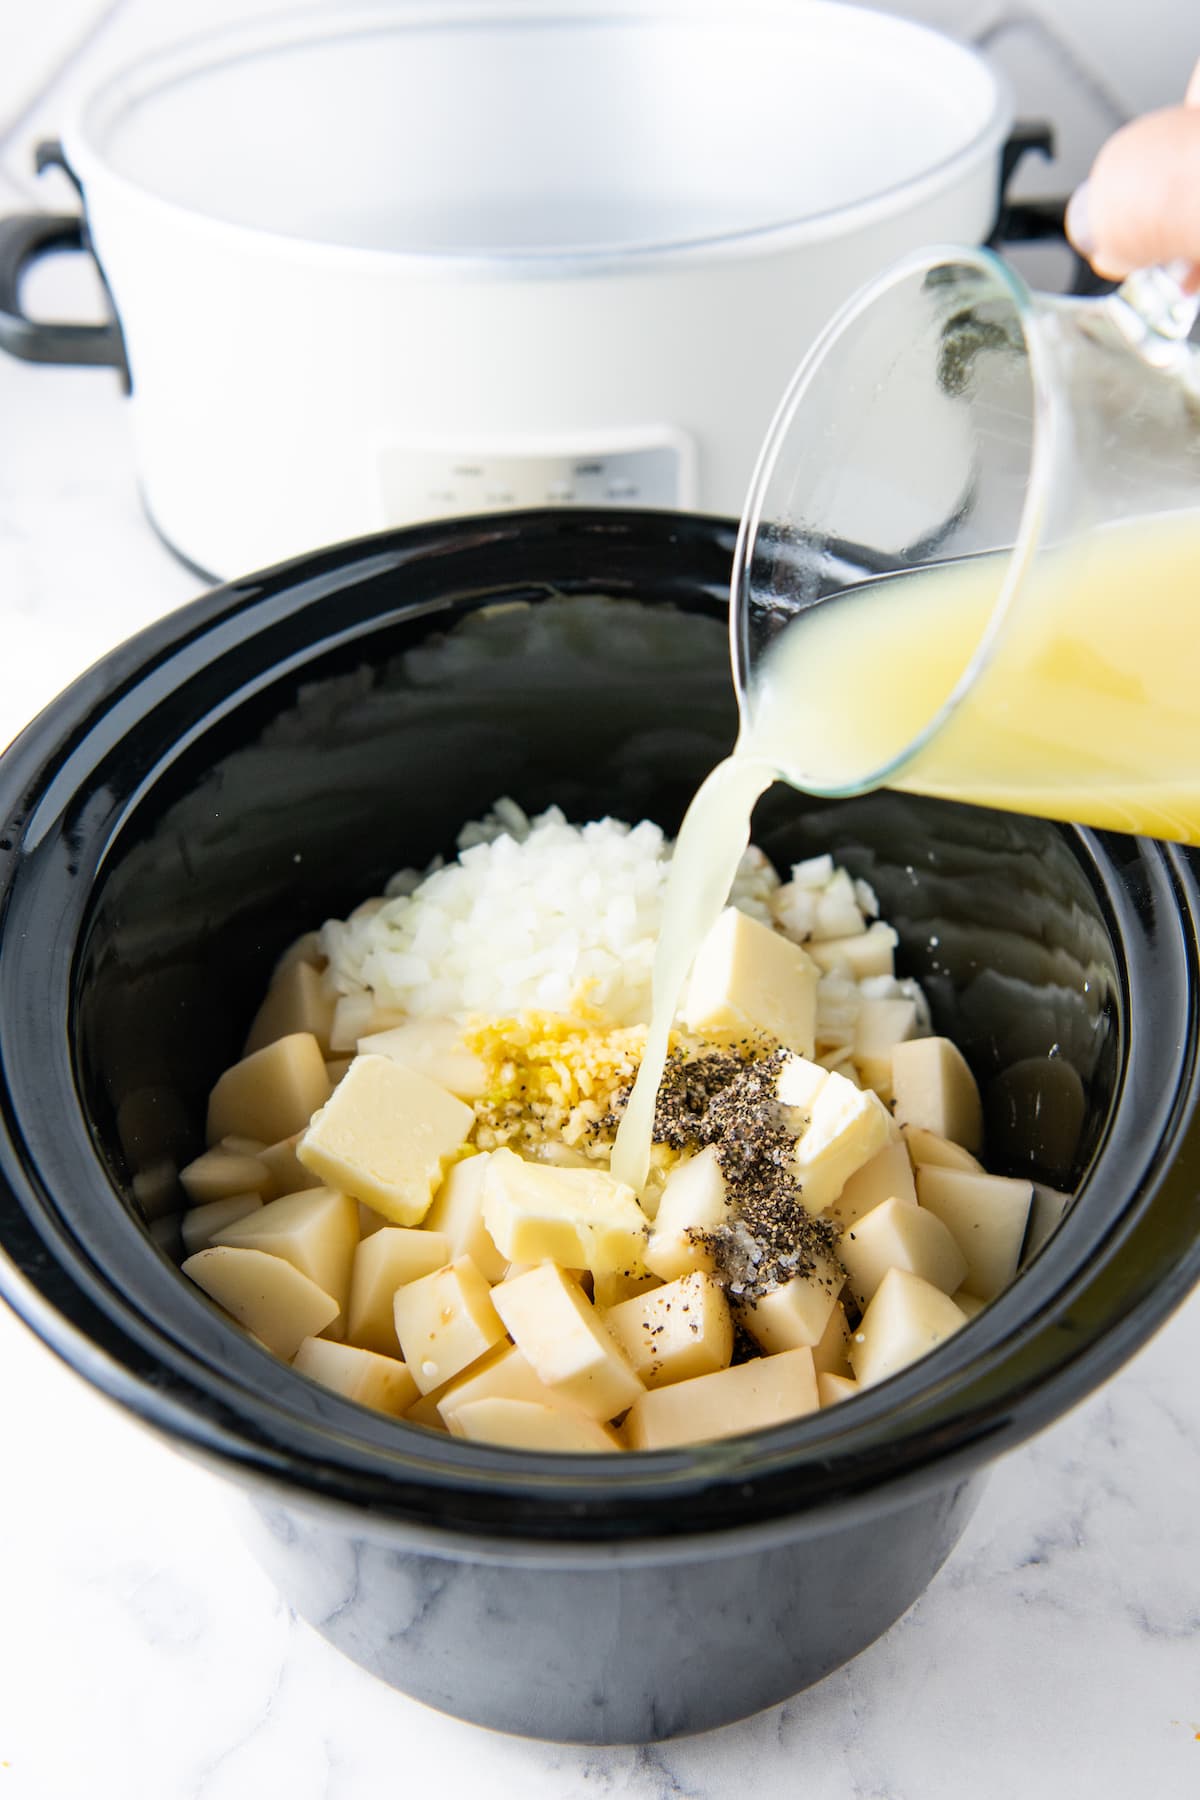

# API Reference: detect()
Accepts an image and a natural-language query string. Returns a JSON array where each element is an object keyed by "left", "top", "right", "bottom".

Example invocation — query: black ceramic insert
[{"left": 0, "top": 509, "right": 1198, "bottom": 1740}]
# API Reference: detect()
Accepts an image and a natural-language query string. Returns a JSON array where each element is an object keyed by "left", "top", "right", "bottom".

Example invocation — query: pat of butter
[
  {"left": 482, "top": 1147, "right": 649, "bottom": 1276},
  {"left": 622, "top": 1346, "right": 819, "bottom": 1450},
  {"left": 778, "top": 1055, "right": 894, "bottom": 1212},
  {"left": 682, "top": 906, "right": 818, "bottom": 1056},
  {"left": 491, "top": 1263, "right": 644, "bottom": 1421},
  {"left": 297, "top": 1053, "right": 474, "bottom": 1226}
]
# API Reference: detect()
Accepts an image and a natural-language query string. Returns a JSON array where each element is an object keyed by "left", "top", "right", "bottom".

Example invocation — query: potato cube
[
  {"left": 180, "top": 1145, "right": 274, "bottom": 1206},
  {"left": 849, "top": 1267, "right": 967, "bottom": 1388},
  {"left": 779, "top": 1057, "right": 894, "bottom": 1212},
  {"left": 901, "top": 1125, "right": 983, "bottom": 1174},
  {"left": 818, "top": 1372, "right": 859, "bottom": 1407},
  {"left": 271, "top": 930, "right": 324, "bottom": 981},
  {"left": 329, "top": 994, "right": 405, "bottom": 1054},
  {"left": 425, "top": 1153, "right": 508, "bottom": 1282},
  {"left": 482, "top": 1147, "right": 649, "bottom": 1276},
  {"left": 600, "top": 1271, "right": 733, "bottom": 1388},
  {"left": 437, "top": 1344, "right": 585, "bottom": 1426},
  {"left": 829, "top": 1140, "right": 917, "bottom": 1225},
  {"left": 681, "top": 906, "right": 818, "bottom": 1056},
  {"left": 182, "top": 1244, "right": 338, "bottom": 1359},
  {"left": 491, "top": 1264, "right": 643, "bottom": 1421},
  {"left": 213, "top": 1188, "right": 359, "bottom": 1331},
  {"left": 643, "top": 1147, "right": 730, "bottom": 1282},
  {"left": 891, "top": 1038, "right": 983, "bottom": 1153},
  {"left": 297, "top": 1054, "right": 474, "bottom": 1226},
  {"left": 806, "top": 921, "right": 897, "bottom": 978},
  {"left": 259, "top": 1132, "right": 325, "bottom": 1195},
  {"left": 180, "top": 1193, "right": 263, "bottom": 1256},
  {"left": 916, "top": 1165, "right": 1033, "bottom": 1300},
  {"left": 738, "top": 1252, "right": 844, "bottom": 1354},
  {"left": 206, "top": 1033, "right": 331, "bottom": 1147},
  {"left": 622, "top": 1347, "right": 819, "bottom": 1450},
  {"left": 811, "top": 1301, "right": 852, "bottom": 1376},
  {"left": 345, "top": 1226, "right": 452, "bottom": 1356},
  {"left": 447, "top": 1398, "right": 621, "bottom": 1452},
  {"left": 393, "top": 1257, "right": 506, "bottom": 1394},
  {"left": 359, "top": 1017, "right": 488, "bottom": 1101},
  {"left": 838, "top": 1195, "right": 968, "bottom": 1309},
  {"left": 853, "top": 995, "right": 918, "bottom": 1097},
  {"left": 592, "top": 1268, "right": 662, "bottom": 1308},
  {"left": 292, "top": 1336, "right": 418, "bottom": 1417},
  {"left": 244, "top": 958, "right": 335, "bottom": 1057}
]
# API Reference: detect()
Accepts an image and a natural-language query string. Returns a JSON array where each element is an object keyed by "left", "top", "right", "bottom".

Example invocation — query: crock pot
[
  {"left": 0, "top": 2, "right": 1025, "bottom": 578},
  {"left": 0, "top": 509, "right": 1197, "bottom": 1742}
]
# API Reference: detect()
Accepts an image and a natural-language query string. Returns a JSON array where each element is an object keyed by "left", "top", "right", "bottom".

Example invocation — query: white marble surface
[{"left": 4, "top": 331, "right": 1200, "bottom": 1800}]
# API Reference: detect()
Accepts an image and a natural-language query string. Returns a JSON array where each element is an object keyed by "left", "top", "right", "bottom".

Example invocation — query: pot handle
[
  {"left": 0, "top": 209, "right": 128, "bottom": 374},
  {"left": 992, "top": 120, "right": 1112, "bottom": 296}
]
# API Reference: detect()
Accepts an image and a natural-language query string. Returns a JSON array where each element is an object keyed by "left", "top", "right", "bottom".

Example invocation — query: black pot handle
[
  {"left": 993, "top": 120, "right": 1112, "bottom": 296},
  {"left": 0, "top": 210, "right": 126, "bottom": 370}
]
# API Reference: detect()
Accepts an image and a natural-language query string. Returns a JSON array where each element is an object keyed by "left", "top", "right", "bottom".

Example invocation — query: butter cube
[
  {"left": 392, "top": 1257, "right": 506, "bottom": 1394},
  {"left": 213, "top": 1187, "right": 359, "bottom": 1333},
  {"left": 830, "top": 1140, "right": 917, "bottom": 1226},
  {"left": 901, "top": 1125, "right": 983, "bottom": 1174},
  {"left": 600, "top": 1271, "right": 733, "bottom": 1388},
  {"left": 482, "top": 1147, "right": 649, "bottom": 1276},
  {"left": 916, "top": 1165, "right": 1033, "bottom": 1300},
  {"left": 183, "top": 1244, "right": 338, "bottom": 1359},
  {"left": 244, "top": 957, "right": 335, "bottom": 1057},
  {"left": 818, "top": 1371, "right": 859, "bottom": 1406},
  {"left": 448, "top": 1399, "right": 621, "bottom": 1452},
  {"left": 852, "top": 996, "right": 918, "bottom": 1098},
  {"left": 425, "top": 1153, "right": 508, "bottom": 1282},
  {"left": 258, "top": 1132, "right": 325, "bottom": 1194},
  {"left": 206, "top": 1033, "right": 332, "bottom": 1147},
  {"left": 622, "top": 1346, "right": 819, "bottom": 1450},
  {"left": 838, "top": 1195, "right": 968, "bottom": 1309},
  {"left": 180, "top": 1193, "right": 263, "bottom": 1256},
  {"left": 806, "top": 921, "right": 897, "bottom": 979},
  {"left": 779, "top": 1057, "right": 894, "bottom": 1212},
  {"left": 437, "top": 1343, "right": 585, "bottom": 1426},
  {"left": 892, "top": 1037, "right": 983, "bottom": 1153},
  {"left": 345, "top": 1226, "right": 452, "bottom": 1356},
  {"left": 738, "top": 1252, "right": 844, "bottom": 1353},
  {"left": 682, "top": 906, "right": 818, "bottom": 1056},
  {"left": 359, "top": 1017, "right": 488, "bottom": 1101},
  {"left": 180, "top": 1145, "right": 274, "bottom": 1206},
  {"left": 492, "top": 1264, "right": 644, "bottom": 1421},
  {"left": 292, "top": 1336, "right": 419, "bottom": 1417},
  {"left": 643, "top": 1147, "right": 729, "bottom": 1282},
  {"left": 811, "top": 1299, "right": 852, "bottom": 1376},
  {"left": 849, "top": 1267, "right": 967, "bottom": 1388},
  {"left": 298, "top": 1053, "right": 474, "bottom": 1225}
]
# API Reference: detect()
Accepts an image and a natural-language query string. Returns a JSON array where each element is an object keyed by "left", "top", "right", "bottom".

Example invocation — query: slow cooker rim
[
  {"left": 64, "top": 1, "right": 1012, "bottom": 278},
  {"left": 1, "top": 507, "right": 1197, "bottom": 1546}
]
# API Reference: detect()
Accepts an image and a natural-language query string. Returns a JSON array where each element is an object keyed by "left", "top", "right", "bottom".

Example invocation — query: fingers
[{"left": 1066, "top": 104, "right": 1200, "bottom": 278}]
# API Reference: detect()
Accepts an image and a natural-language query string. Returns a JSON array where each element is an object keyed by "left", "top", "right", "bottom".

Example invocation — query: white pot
[{"left": 1, "top": 3, "right": 1013, "bottom": 579}]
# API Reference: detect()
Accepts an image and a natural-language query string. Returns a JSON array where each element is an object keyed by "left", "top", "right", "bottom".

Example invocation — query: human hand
[{"left": 1066, "top": 59, "right": 1200, "bottom": 284}]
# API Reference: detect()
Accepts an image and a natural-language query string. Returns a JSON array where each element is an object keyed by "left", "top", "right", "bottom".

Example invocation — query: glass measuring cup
[{"left": 732, "top": 246, "right": 1200, "bottom": 843}]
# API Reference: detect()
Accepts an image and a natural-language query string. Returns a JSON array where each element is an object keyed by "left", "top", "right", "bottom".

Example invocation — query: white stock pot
[{"left": 0, "top": 3, "right": 1021, "bottom": 578}]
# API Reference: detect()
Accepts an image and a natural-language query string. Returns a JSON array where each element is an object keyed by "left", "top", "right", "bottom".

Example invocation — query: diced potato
[
  {"left": 181, "top": 1193, "right": 263, "bottom": 1255},
  {"left": 183, "top": 1244, "right": 338, "bottom": 1359},
  {"left": 345, "top": 1226, "right": 452, "bottom": 1356},
  {"left": 818, "top": 1372, "right": 859, "bottom": 1406},
  {"left": 482, "top": 1147, "right": 649, "bottom": 1276},
  {"left": 1024, "top": 1182, "right": 1073, "bottom": 1260},
  {"left": 393, "top": 1257, "right": 506, "bottom": 1394},
  {"left": 828, "top": 1139, "right": 917, "bottom": 1225},
  {"left": 622, "top": 1347, "right": 819, "bottom": 1450},
  {"left": 179, "top": 1146, "right": 274, "bottom": 1206},
  {"left": 437, "top": 1343, "right": 585, "bottom": 1426},
  {"left": 259, "top": 1132, "right": 325, "bottom": 1195},
  {"left": 738, "top": 1253, "right": 843, "bottom": 1354},
  {"left": 681, "top": 906, "right": 818, "bottom": 1056},
  {"left": 901, "top": 1125, "right": 983, "bottom": 1174},
  {"left": 213, "top": 1187, "right": 358, "bottom": 1336},
  {"left": 849, "top": 1267, "right": 967, "bottom": 1388},
  {"left": 916, "top": 1165, "right": 1033, "bottom": 1301},
  {"left": 271, "top": 929, "right": 324, "bottom": 981},
  {"left": 292, "top": 1336, "right": 418, "bottom": 1417},
  {"left": 329, "top": 995, "right": 407, "bottom": 1055},
  {"left": 425, "top": 1153, "right": 508, "bottom": 1282},
  {"left": 852, "top": 995, "right": 918, "bottom": 1098},
  {"left": 297, "top": 1054, "right": 474, "bottom": 1226},
  {"left": 806, "top": 921, "right": 897, "bottom": 978},
  {"left": 811, "top": 1299, "right": 853, "bottom": 1377},
  {"left": 206, "top": 1033, "right": 331, "bottom": 1148},
  {"left": 778, "top": 1056, "right": 894, "bottom": 1212},
  {"left": 838, "top": 1196, "right": 968, "bottom": 1309},
  {"left": 600, "top": 1271, "right": 733, "bottom": 1388},
  {"left": 220, "top": 1135, "right": 266, "bottom": 1156},
  {"left": 952, "top": 1289, "right": 987, "bottom": 1320},
  {"left": 891, "top": 1037, "right": 983, "bottom": 1153},
  {"left": 244, "top": 958, "right": 335, "bottom": 1057},
  {"left": 492, "top": 1264, "right": 644, "bottom": 1421},
  {"left": 359, "top": 1017, "right": 488, "bottom": 1101},
  {"left": 592, "top": 1267, "right": 662, "bottom": 1308},
  {"left": 447, "top": 1398, "right": 621, "bottom": 1451},
  {"left": 644, "top": 1147, "right": 729, "bottom": 1282}
]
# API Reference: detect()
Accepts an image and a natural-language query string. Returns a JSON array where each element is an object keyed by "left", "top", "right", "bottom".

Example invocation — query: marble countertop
[{"left": 2, "top": 345, "right": 1200, "bottom": 1800}]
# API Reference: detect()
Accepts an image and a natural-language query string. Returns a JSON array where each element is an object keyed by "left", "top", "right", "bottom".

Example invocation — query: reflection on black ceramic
[{"left": 0, "top": 510, "right": 1198, "bottom": 1743}]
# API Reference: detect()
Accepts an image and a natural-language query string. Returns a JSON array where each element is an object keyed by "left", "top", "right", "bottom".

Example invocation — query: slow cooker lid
[{"left": 73, "top": 2, "right": 1009, "bottom": 261}]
